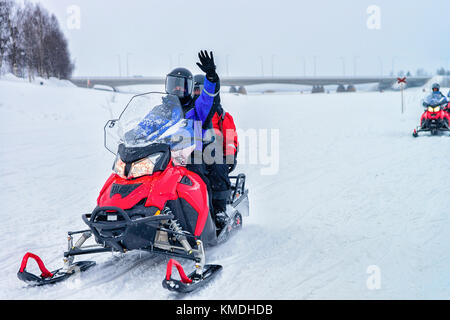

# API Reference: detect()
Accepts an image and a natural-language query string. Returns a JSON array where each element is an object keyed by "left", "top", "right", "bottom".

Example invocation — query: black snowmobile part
[
  {"left": 162, "top": 258, "right": 222, "bottom": 293},
  {"left": 17, "top": 252, "right": 95, "bottom": 286},
  {"left": 228, "top": 173, "right": 249, "bottom": 214},
  {"left": 413, "top": 117, "right": 450, "bottom": 137},
  {"left": 82, "top": 206, "right": 174, "bottom": 252},
  {"left": 413, "top": 126, "right": 450, "bottom": 137}
]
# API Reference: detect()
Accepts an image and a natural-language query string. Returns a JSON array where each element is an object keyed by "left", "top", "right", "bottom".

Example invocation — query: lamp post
[
  {"left": 117, "top": 54, "right": 122, "bottom": 77},
  {"left": 301, "top": 56, "right": 306, "bottom": 77},
  {"left": 313, "top": 56, "right": 318, "bottom": 77},
  {"left": 271, "top": 54, "right": 276, "bottom": 78},
  {"left": 126, "top": 53, "right": 132, "bottom": 77},
  {"left": 353, "top": 56, "right": 359, "bottom": 76},
  {"left": 258, "top": 56, "right": 264, "bottom": 76}
]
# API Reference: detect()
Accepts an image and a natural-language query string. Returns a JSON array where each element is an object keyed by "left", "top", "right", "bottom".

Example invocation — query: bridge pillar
[
  {"left": 346, "top": 84, "right": 356, "bottom": 92},
  {"left": 337, "top": 84, "right": 346, "bottom": 93},
  {"left": 238, "top": 86, "right": 247, "bottom": 95},
  {"left": 312, "top": 85, "right": 325, "bottom": 94}
]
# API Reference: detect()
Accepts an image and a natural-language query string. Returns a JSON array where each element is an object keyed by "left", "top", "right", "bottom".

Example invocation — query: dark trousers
[
  {"left": 187, "top": 156, "right": 231, "bottom": 218},
  {"left": 207, "top": 162, "right": 231, "bottom": 213}
]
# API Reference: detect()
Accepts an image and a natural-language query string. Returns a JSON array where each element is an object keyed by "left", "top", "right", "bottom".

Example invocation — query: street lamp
[
  {"left": 313, "top": 56, "right": 318, "bottom": 77},
  {"left": 258, "top": 56, "right": 264, "bottom": 76},
  {"left": 116, "top": 54, "right": 122, "bottom": 77},
  {"left": 126, "top": 53, "right": 132, "bottom": 77},
  {"left": 353, "top": 56, "right": 359, "bottom": 76},
  {"left": 271, "top": 54, "right": 276, "bottom": 77},
  {"left": 301, "top": 57, "right": 306, "bottom": 77}
]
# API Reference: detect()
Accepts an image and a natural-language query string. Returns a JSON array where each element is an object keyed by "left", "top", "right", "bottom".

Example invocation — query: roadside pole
[{"left": 397, "top": 77, "right": 407, "bottom": 114}]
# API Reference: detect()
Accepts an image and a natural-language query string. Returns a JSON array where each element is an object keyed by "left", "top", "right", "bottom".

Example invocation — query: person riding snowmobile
[
  {"left": 425, "top": 83, "right": 449, "bottom": 111},
  {"left": 165, "top": 51, "right": 228, "bottom": 230},
  {"left": 425, "top": 83, "right": 448, "bottom": 104}
]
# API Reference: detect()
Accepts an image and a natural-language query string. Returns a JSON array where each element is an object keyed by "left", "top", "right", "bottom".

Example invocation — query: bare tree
[
  {"left": 0, "top": 0, "right": 13, "bottom": 75},
  {"left": 6, "top": 2, "right": 26, "bottom": 76},
  {"left": 2, "top": 1, "right": 74, "bottom": 80},
  {"left": 43, "top": 14, "right": 74, "bottom": 79}
]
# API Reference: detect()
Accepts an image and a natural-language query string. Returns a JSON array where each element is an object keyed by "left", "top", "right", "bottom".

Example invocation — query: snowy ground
[{"left": 0, "top": 76, "right": 449, "bottom": 299}]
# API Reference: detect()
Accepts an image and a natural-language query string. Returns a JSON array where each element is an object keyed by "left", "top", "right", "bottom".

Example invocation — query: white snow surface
[{"left": 0, "top": 76, "right": 449, "bottom": 299}]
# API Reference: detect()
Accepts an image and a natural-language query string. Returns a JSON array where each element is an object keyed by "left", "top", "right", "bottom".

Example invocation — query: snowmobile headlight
[
  {"left": 128, "top": 153, "right": 163, "bottom": 179},
  {"left": 428, "top": 107, "right": 434, "bottom": 112},
  {"left": 113, "top": 156, "right": 126, "bottom": 179},
  {"left": 433, "top": 107, "right": 440, "bottom": 112}
]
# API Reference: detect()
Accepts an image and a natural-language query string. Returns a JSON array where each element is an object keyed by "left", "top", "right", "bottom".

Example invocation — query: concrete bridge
[{"left": 69, "top": 76, "right": 432, "bottom": 93}]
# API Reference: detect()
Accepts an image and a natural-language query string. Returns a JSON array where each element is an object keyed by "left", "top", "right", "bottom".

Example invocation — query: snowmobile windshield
[
  {"left": 104, "top": 92, "right": 196, "bottom": 154},
  {"left": 423, "top": 94, "right": 447, "bottom": 107}
]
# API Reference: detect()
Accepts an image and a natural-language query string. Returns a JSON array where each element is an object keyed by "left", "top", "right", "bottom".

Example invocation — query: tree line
[{"left": 0, "top": 0, "right": 74, "bottom": 80}]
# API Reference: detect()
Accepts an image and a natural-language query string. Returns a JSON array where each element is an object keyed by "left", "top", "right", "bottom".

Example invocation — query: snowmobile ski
[
  {"left": 162, "top": 258, "right": 222, "bottom": 293},
  {"left": 17, "top": 252, "right": 95, "bottom": 286}
]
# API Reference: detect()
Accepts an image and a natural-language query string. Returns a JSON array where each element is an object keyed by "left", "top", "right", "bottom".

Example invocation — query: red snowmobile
[
  {"left": 413, "top": 94, "right": 450, "bottom": 137},
  {"left": 17, "top": 93, "right": 249, "bottom": 293}
]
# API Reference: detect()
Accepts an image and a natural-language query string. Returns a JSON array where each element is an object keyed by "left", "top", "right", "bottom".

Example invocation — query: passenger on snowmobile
[
  {"left": 165, "top": 51, "right": 228, "bottom": 230},
  {"left": 192, "top": 74, "right": 204, "bottom": 102},
  {"left": 190, "top": 75, "right": 238, "bottom": 229},
  {"left": 209, "top": 95, "right": 240, "bottom": 229},
  {"left": 192, "top": 73, "right": 239, "bottom": 230}
]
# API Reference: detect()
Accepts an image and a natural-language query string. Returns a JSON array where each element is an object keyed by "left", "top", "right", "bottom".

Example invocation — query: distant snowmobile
[
  {"left": 413, "top": 93, "right": 450, "bottom": 137},
  {"left": 17, "top": 92, "right": 249, "bottom": 293}
]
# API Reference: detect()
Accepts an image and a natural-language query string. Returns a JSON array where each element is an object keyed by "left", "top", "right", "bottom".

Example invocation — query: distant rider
[{"left": 427, "top": 83, "right": 447, "bottom": 103}]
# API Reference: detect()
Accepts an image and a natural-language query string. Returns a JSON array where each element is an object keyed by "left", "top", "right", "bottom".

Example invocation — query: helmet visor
[
  {"left": 193, "top": 84, "right": 204, "bottom": 96},
  {"left": 165, "top": 75, "right": 193, "bottom": 98}
]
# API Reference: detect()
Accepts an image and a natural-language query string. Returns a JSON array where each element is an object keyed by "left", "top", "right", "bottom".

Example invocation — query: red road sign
[{"left": 397, "top": 77, "right": 407, "bottom": 84}]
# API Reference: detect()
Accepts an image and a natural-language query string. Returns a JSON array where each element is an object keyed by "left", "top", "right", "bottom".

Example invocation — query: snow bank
[{"left": 0, "top": 73, "right": 76, "bottom": 88}]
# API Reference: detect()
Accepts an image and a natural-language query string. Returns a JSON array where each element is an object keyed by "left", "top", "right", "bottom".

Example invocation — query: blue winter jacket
[
  {"left": 433, "top": 91, "right": 448, "bottom": 104},
  {"left": 183, "top": 76, "right": 218, "bottom": 150}
]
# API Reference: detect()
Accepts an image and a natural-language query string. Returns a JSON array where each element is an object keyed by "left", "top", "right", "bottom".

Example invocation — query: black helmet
[
  {"left": 193, "top": 74, "right": 204, "bottom": 97},
  {"left": 165, "top": 68, "right": 193, "bottom": 104},
  {"left": 432, "top": 83, "right": 440, "bottom": 91}
]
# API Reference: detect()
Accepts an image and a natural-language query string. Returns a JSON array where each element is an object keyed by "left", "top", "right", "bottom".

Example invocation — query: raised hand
[{"left": 196, "top": 50, "right": 218, "bottom": 81}]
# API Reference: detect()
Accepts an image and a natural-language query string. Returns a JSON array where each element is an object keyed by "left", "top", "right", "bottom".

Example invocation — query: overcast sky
[{"left": 24, "top": 0, "right": 450, "bottom": 77}]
